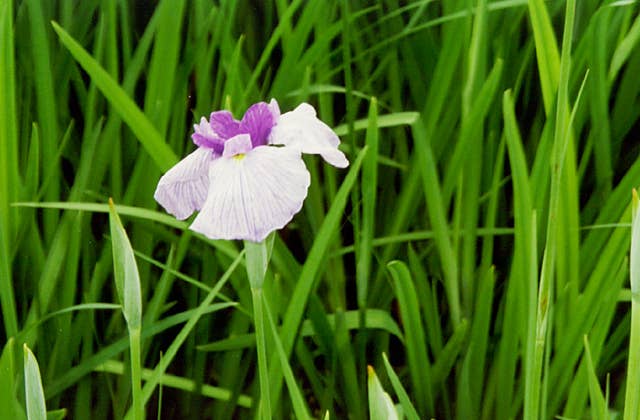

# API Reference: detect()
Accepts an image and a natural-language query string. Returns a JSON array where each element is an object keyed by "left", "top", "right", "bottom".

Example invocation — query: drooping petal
[
  {"left": 269, "top": 103, "right": 349, "bottom": 168},
  {"left": 239, "top": 102, "right": 276, "bottom": 148},
  {"left": 222, "top": 134, "right": 253, "bottom": 158},
  {"left": 190, "top": 146, "right": 311, "bottom": 241},
  {"left": 154, "top": 147, "right": 215, "bottom": 220}
]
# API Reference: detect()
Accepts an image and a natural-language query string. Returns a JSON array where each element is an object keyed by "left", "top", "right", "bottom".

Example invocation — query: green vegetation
[{"left": 2, "top": 0, "right": 640, "bottom": 418}]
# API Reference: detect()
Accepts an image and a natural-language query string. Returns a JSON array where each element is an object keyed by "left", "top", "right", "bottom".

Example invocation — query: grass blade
[
  {"left": 624, "top": 189, "right": 640, "bottom": 420},
  {"left": 23, "top": 344, "right": 47, "bottom": 420},
  {"left": 50, "top": 22, "right": 177, "bottom": 172},
  {"left": 108, "top": 199, "right": 143, "bottom": 420},
  {"left": 386, "top": 260, "right": 433, "bottom": 416}
]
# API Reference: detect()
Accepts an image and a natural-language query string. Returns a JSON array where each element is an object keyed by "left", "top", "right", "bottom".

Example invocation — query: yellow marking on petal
[{"left": 233, "top": 153, "right": 245, "bottom": 160}]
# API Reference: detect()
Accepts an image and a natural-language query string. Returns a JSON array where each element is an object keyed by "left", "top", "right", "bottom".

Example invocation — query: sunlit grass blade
[
  {"left": 381, "top": 353, "right": 420, "bottom": 420},
  {"left": 23, "top": 344, "right": 47, "bottom": 420},
  {"left": 367, "top": 365, "right": 399, "bottom": 420},
  {"left": 624, "top": 189, "right": 640, "bottom": 420},
  {"left": 108, "top": 199, "right": 143, "bottom": 420},
  {"left": 583, "top": 335, "right": 608, "bottom": 420},
  {"left": 93, "top": 359, "right": 252, "bottom": 408}
]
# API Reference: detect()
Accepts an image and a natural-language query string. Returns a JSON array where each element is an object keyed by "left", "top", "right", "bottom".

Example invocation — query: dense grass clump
[{"left": 2, "top": 0, "right": 640, "bottom": 418}]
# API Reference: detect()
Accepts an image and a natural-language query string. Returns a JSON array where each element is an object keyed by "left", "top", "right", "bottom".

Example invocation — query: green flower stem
[
  {"left": 244, "top": 237, "right": 273, "bottom": 419},
  {"left": 251, "top": 286, "right": 271, "bottom": 420},
  {"left": 129, "top": 327, "right": 144, "bottom": 420}
]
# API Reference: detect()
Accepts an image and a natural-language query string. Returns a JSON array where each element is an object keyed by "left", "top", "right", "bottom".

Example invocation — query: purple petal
[
  {"left": 240, "top": 102, "right": 276, "bottom": 148},
  {"left": 192, "top": 117, "right": 225, "bottom": 153},
  {"left": 189, "top": 146, "right": 310, "bottom": 241},
  {"left": 154, "top": 147, "right": 215, "bottom": 219},
  {"left": 270, "top": 103, "right": 349, "bottom": 168},
  {"left": 210, "top": 110, "right": 242, "bottom": 139},
  {"left": 222, "top": 134, "right": 253, "bottom": 158}
]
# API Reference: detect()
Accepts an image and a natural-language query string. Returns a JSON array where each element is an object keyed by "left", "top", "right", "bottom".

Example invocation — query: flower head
[{"left": 154, "top": 99, "right": 348, "bottom": 242}]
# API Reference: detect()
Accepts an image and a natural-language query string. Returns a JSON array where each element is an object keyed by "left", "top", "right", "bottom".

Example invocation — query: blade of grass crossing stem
[
  {"left": 124, "top": 252, "right": 244, "bottom": 419},
  {"left": 367, "top": 366, "right": 399, "bottom": 420},
  {"left": 412, "top": 120, "right": 461, "bottom": 327},
  {"left": 50, "top": 22, "right": 177, "bottom": 172},
  {"left": 108, "top": 199, "right": 143, "bottom": 420},
  {"left": 386, "top": 260, "right": 433, "bottom": 416},
  {"left": 583, "top": 335, "right": 608, "bottom": 420},
  {"left": 264, "top": 294, "right": 312, "bottom": 420},
  {"left": 0, "top": 0, "right": 19, "bottom": 338},
  {"left": 357, "top": 98, "right": 378, "bottom": 308},
  {"left": 23, "top": 344, "right": 47, "bottom": 420},
  {"left": 624, "top": 190, "right": 640, "bottom": 420},
  {"left": 381, "top": 353, "right": 420, "bottom": 420},
  {"left": 266, "top": 147, "right": 367, "bottom": 406}
]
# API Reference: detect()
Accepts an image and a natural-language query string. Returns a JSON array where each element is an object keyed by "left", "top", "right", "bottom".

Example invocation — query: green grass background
[{"left": 2, "top": 0, "right": 640, "bottom": 418}]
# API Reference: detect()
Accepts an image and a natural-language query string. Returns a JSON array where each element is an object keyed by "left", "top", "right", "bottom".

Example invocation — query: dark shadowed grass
[{"left": 3, "top": 0, "right": 640, "bottom": 418}]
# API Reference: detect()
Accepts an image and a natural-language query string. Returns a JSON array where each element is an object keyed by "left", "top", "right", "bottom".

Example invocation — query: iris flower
[{"left": 154, "top": 99, "right": 348, "bottom": 242}]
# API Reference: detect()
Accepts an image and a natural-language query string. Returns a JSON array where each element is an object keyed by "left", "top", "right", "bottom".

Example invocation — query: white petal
[
  {"left": 269, "top": 103, "right": 349, "bottom": 168},
  {"left": 154, "top": 147, "right": 215, "bottom": 220},
  {"left": 189, "top": 146, "right": 311, "bottom": 242},
  {"left": 222, "top": 134, "right": 253, "bottom": 157}
]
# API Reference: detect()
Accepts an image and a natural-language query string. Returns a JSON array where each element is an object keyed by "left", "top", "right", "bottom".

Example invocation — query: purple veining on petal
[
  {"left": 192, "top": 116, "right": 225, "bottom": 153},
  {"left": 222, "top": 134, "right": 253, "bottom": 158},
  {"left": 210, "top": 111, "right": 242, "bottom": 139},
  {"left": 191, "top": 102, "right": 278, "bottom": 154},
  {"left": 239, "top": 102, "right": 276, "bottom": 148}
]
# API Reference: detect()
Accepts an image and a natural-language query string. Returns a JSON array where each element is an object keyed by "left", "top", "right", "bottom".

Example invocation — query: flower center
[{"left": 192, "top": 102, "right": 278, "bottom": 155}]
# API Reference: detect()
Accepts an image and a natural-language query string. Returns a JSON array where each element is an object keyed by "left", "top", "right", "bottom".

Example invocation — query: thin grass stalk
[
  {"left": 251, "top": 287, "right": 271, "bottom": 420},
  {"left": 526, "top": 2, "right": 576, "bottom": 419}
]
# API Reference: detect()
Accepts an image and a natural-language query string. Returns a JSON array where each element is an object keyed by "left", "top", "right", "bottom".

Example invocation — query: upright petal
[
  {"left": 209, "top": 110, "right": 241, "bottom": 139},
  {"left": 154, "top": 147, "right": 215, "bottom": 220},
  {"left": 269, "top": 103, "right": 349, "bottom": 168},
  {"left": 240, "top": 102, "right": 276, "bottom": 148},
  {"left": 190, "top": 146, "right": 311, "bottom": 241}
]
